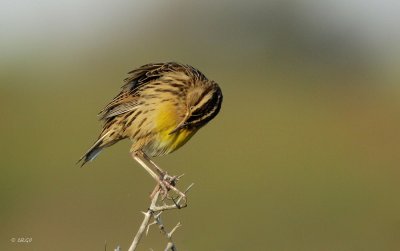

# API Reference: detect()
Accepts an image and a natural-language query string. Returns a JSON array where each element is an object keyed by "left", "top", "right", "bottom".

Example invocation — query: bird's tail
[{"left": 77, "top": 131, "right": 113, "bottom": 167}]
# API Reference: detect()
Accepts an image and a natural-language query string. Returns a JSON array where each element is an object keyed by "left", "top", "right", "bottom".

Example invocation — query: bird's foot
[{"left": 149, "top": 173, "right": 187, "bottom": 204}]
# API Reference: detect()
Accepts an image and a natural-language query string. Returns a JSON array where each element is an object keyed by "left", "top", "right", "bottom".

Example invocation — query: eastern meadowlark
[{"left": 78, "top": 62, "right": 222, "bottom": 190}]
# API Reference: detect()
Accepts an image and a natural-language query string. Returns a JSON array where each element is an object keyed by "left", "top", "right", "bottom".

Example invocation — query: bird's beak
[{"left": 169, "top": 110, "right": 191, "bottom": 134}]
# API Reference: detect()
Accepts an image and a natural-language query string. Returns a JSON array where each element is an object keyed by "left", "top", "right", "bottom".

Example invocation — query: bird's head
[{"left": 170, "top": 81, "right": 223, "bottom": 134}]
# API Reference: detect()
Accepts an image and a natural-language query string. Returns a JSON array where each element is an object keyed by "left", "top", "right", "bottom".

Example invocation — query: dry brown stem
[{"left": 127, "top": 180, "right": 193, "bottom": 251}]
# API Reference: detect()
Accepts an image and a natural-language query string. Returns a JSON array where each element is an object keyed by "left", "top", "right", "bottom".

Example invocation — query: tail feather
[
  {"left": 77, "top": 131, "right": 112, "bottom": 167},
  {"left": 77, "top": 145, "right": 103, "bottom": 167}
]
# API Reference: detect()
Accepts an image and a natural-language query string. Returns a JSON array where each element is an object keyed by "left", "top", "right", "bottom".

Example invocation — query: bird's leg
[
  {"left": 141, "top": 153, "right": 168, "bottom": 177},
  {"left": 131, "top": 151, "right": 161, "bottom": 181},
  {"left": 141, "top": 154, "right": 187, "bottom": 200},
  {"left": 132, "top": 151, "right": 186, "bottom": 200},
  {"left": 131, "top": 152, "right": 168, "bottom": 197},
  {"left": 141, "top": 154, "right": 178, "bottom": 185}
]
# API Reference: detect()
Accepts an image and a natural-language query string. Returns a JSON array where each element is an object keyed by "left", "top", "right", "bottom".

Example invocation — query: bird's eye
[{"left": 190, "top": 106, "right": 195, "bottom": 110}]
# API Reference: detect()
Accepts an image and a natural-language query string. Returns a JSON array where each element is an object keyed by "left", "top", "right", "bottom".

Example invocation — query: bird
[{"left": 78, "top": 62, "right": 223, "bottom": 187}]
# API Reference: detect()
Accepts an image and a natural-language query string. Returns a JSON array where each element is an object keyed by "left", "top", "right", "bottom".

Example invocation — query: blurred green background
[{"left": 1, "top": 1, "right": 400, "bottom": 250}]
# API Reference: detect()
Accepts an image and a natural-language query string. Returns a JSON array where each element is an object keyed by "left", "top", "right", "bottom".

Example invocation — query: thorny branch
[{"left": 127, "top": 179, "right": 194, "bottom": 251}]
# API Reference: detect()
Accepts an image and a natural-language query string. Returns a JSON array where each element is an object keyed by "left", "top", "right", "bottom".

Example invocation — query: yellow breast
[
  {"left": 155, "top": 102, "right": 182, "bottom": 131},
  {"left": 144, "top": 102, "right": 197, "bottom": 156}
]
